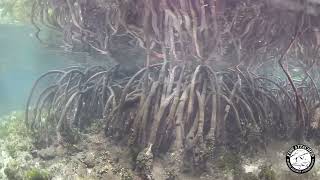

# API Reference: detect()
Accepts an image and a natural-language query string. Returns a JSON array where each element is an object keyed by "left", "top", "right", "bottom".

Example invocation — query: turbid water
[{"left": 0, "top": 24, "right": 113, "bottom": 115}]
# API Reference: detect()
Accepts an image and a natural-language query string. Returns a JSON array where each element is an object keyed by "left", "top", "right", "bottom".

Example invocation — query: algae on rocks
[{"left": 24, "top": 168, "right": 50, "bottom": 180}]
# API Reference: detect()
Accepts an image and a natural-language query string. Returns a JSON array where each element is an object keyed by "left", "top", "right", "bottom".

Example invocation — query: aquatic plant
[
  {"left": 26, "top": 60, "right": 315, "bottom": 175},
  {"left": 26, "top": 0, "right": 320, "bottom": 177},
  {"left": 3, "top": 159, "right": 23, "bottom": 180},
  {"left": 0, "top": 111, "right": 33, "bottom": 159},
  {"left": 29, "top": 0, "right": 320, "bottom": 67},
  {"left": 4, "top": 166, "right": 20, "bottom": 180},
  {"left": 25, "top": 64, "right": 120, "bottom": 146},
  {"left": 24, "top": 168, "right": 50, "bottom": 180},
  {"left": 0, "top": 111, "right": 26, "bottom": 138},
  {"left": 6, "top": 143, "right": 18, "bottom": 158}
]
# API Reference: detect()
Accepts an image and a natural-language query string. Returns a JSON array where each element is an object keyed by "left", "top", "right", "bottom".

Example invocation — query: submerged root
[
  {"left": 25, "top": 65, "right": 119, "bottom": 147},
  {"left": 25, "top": 62, "right": 318, "bottom": 172}
]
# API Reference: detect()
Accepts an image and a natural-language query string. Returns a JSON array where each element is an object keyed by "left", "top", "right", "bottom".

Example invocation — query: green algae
[
  {"left": 0, "top": 111, "right": 32, "bottom": 158},
  {"left": 4, "top": 159, "right": 51, "bottom": 180},
  {"left": 0, "top": 111, "right": 27, "bottom": 139},
  {"left": 4, "top": 159, "right": 23, "bottom": 180},
  {"left": 24, "top": 168, "right": 50, "bottom": 180}
]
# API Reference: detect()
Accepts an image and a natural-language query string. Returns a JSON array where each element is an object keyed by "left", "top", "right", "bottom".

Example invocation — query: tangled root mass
[{"left": 25, "top": 61, "right": 320, "bottom": 173}]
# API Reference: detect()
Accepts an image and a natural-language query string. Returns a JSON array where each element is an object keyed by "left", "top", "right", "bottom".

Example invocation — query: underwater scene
[{"left": 2, "top": 0, "right": 320, "bottom": 180}]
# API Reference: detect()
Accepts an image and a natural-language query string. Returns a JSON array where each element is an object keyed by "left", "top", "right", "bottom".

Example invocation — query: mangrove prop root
[{"left": 26, "top": 62, "right": 318, "bottom": 170}]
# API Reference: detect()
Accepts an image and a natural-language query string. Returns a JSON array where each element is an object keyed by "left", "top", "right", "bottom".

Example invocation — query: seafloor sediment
[{"left": 1, "top": 111, "right": 320, "bottom": 180}]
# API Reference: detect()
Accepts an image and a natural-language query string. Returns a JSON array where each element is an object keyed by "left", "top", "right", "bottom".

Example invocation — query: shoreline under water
[{"left": 1, "top": 110, "right": 320, "bottom": 180}]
